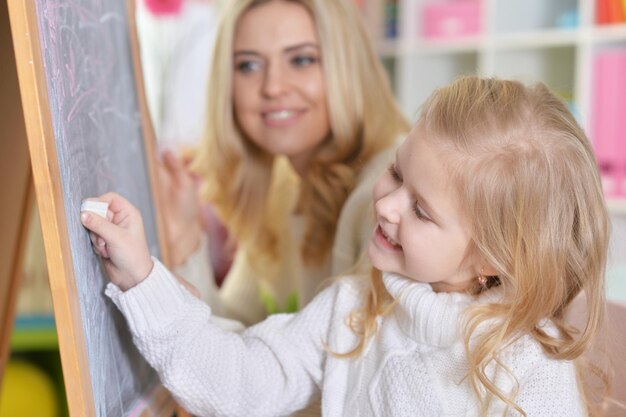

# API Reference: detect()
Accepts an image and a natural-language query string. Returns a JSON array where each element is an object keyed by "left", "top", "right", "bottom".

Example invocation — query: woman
[{"left": 162, "top": 0, "right": 410, "bottom": 326}]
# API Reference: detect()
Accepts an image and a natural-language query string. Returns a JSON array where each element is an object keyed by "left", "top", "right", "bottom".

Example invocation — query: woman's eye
[
  {"left": 388, "top": 164, "right": 402, "bottom": 182},
  {"left": 235, "top": 60, "right": 261, "bottom": 73},
  {"left": 291, "top": 55, "right": 318, "bottom": 68}
]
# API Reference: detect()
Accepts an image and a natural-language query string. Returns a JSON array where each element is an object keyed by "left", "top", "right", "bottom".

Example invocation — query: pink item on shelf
[
  {"left": 422, "top": 0, "right": 481, "bottom": 39},
  {"left": 601, "top": 168, "right": 621, "bottom": 197},
  {"left": 145, "top": 0, "right": 183, "bottom": 16},
  {"left": 591, "top": 50, "right": 626, "bottom": 197}
]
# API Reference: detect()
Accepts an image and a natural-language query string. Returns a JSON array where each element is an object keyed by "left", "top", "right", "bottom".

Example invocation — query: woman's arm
[{"left": 157, "top": 149, "right": 204, "bottom": 267}]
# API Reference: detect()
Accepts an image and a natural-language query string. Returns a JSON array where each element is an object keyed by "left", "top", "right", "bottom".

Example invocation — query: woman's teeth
[{"left": 266, "top": 110, "right": 295, "bottom": 120}]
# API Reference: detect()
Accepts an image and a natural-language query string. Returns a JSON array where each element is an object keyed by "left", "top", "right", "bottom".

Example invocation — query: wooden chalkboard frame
[{"left": 6, "top": 0, "right": 176, "bottom": 415}]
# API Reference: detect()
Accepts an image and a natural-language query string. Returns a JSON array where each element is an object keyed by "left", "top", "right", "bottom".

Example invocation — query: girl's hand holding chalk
[{"left": 80, "top": 193, "right": 153, "bottom": 291}]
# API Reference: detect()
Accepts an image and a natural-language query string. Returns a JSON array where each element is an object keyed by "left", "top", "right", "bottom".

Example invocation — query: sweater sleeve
[
  {"left": 106, "top": 258, "right": 336, "bottom": 417},
  {"left": 485, "top": 335, "right": 586, "bottom": 417},
  {"left": 512, "top": 357, "right": 585, "bottom": 416}
]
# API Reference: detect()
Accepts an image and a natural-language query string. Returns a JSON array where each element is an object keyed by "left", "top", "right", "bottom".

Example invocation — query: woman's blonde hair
[
  {"left": 193, "top": 0, "right": 409, "bottom": 266},
  {"left": 346, "top": 77, "right": 610, "bottom": 415}
]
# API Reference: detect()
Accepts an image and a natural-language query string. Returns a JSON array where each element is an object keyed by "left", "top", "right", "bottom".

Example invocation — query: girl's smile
[{"left": 374, "top": 225, "right": 402, "bottom": 250}]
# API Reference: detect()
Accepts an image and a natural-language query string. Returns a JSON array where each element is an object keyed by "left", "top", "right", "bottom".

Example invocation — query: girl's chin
[{"left": 367, "top": 242, "right": 390, "bottom": 271}]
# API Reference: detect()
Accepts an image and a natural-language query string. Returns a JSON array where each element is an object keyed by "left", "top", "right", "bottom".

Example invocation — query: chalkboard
[{"left": 7, "top": 0, "right": 175, "bottom": 416}]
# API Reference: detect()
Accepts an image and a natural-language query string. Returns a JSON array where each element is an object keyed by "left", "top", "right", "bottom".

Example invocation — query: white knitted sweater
[{"left": 107, "top": 259, "right": 585, "bottom": 417}]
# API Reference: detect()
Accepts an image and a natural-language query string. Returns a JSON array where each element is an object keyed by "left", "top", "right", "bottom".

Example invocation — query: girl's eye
[
  {"left": 291, "top": 55, "right": 318, "bottom": 68},
  {"left": 414, "top": 204, "right": 427, "bottom": 220},
  {"left": 388, "top": 163, "right": 430, "bottom": 221},
  {"left": 388, "top": 164, "right": 402, "bottom": 182},
  {"left": 235, "top": 60, "right": 262, "bottom": 73}
]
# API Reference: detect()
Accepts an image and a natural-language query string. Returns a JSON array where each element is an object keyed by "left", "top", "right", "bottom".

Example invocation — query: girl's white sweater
[{"left": 107, "top": 259, "right": 585, "bottom": 417}]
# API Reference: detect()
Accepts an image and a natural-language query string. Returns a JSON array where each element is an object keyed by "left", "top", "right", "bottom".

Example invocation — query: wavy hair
[
  {"left": 344, "top": 77, "right": 610, "bottom": 415},
  {"left": 192, "top": 0, "right": 409, "bottom": 267}
]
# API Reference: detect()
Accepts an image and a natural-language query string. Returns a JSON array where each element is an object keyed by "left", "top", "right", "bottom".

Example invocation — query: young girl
[{"left": 81, "top": 77, "right": 609, "bottom": 416}]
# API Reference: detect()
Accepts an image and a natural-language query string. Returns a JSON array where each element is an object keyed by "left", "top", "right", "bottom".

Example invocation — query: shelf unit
[
  {"left": 374, "top": 0, "right": 625, "bottom": 128},
  {"left": 608, "top": 198, "right": 626, "bottom": 214}
]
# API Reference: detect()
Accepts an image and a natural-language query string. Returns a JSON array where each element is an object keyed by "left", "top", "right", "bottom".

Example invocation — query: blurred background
[{"left": 136, "top": 0, "right": 626, "bottom": 299}]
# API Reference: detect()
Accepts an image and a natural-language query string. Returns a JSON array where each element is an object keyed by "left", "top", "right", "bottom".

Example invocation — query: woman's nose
[{"left": 261, "top": 62, "right": 288, "bottom": 97}]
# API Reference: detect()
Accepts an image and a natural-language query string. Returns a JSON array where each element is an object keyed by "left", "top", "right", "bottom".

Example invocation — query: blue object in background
[
  {"left": 556, "top": 9, "right": 579, "bottom": 28},
  {"left": 384, "top": 0, "right": 398, "bottom": 38},
  {"left": 566, "top": 100, "right": 582, "bottom": 125}
]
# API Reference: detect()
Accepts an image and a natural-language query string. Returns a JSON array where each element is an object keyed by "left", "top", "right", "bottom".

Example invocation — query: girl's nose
[
  {"left": 374, "top": 191, "right": 402, "bottom": 225},
  {"left": 261, "top": 62, "right": 288, "bottom": 97}
]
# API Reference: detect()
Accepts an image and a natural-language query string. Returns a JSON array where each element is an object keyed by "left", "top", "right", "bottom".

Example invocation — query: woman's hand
[
  {"left": 157, "top": 149, "right": 203, "bottom": 266},
  {"left": 80, "top": 192, "right": 154, "bottom": 291}
]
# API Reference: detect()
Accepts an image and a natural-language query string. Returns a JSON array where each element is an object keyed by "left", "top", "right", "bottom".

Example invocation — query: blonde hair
[
  {"left": 192, "top": 0, "right": 409, "bottom": 267},
  {"left": 346, "top": 77, "right": 610, "bottom": 415}
]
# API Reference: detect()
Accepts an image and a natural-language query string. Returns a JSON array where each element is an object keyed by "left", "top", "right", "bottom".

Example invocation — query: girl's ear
[{"left": 480, "top": 263, "right": 498, "bottom": 277}]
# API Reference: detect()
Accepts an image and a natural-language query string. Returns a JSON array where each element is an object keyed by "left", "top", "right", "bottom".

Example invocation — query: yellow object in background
[{"left": 0, "top": 360, "right": 58, "bottom": 417}]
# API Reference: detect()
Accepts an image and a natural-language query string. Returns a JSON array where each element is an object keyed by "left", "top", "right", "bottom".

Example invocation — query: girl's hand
[
  {"left": 80, "top": 192, "right": 153, "bottom": 291},
  {"left": 157, "top": 149, "right": 203, "bottom": 266}
]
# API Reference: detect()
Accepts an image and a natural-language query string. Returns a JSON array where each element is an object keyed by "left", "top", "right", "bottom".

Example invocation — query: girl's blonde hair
[
  {"left": 347, "top": 77, "right": 610, "bottom": 415},
  {"left": 192, "top": 0, "right": 409, "bottom": 267}
]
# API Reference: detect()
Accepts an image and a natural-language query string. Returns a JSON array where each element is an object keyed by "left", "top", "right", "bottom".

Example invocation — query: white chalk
[{"left": 80, "top": 200, "right": 109, "bottom": 218}]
